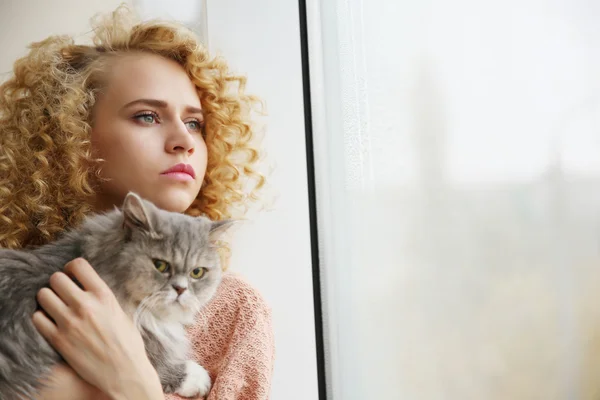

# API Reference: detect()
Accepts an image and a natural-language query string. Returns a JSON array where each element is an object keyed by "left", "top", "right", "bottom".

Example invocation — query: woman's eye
[
  {"left": 134, "top": 112, "right": 158, "bottom": 124},
  {"left": 190, "top": 267, "right": 206, "bottom": 279},
  {"left": 153, "top": 259, "right": 170, "bottom": 273},
  {"left": 185, "top": 120, "right": 204, "bottom": 132}
]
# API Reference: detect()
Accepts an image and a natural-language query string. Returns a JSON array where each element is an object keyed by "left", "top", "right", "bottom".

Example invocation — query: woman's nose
[{"left": 166, "top": 121, "right": 195, "bottom": 155}]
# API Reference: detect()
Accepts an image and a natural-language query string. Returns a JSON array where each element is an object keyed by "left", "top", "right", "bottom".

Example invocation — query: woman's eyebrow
[{"left": 121, "top": 98, "right": 204, "bottom": 116}]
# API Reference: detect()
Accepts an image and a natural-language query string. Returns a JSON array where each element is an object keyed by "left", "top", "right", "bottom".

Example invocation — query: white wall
[
  {"left": 205, "top": 1, "right": 319, "bottom": 399},
  {"left": 0, "top": 0, "right": 125, "bottom": 75},
  {"left": 0, "top": 1, "right": 319, "bottom": 399}
]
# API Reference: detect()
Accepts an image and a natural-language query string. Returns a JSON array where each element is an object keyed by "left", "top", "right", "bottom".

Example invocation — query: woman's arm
[
  {"left": 35, "top": 363, "right": 108, "bottom": 400},
  {"left": 205, "top": 274, "right": 275, "bottom": 400},
  {"left": 32, "top": 258, "right": 164, "bottom": 400},
  {"left": 164, "top": 273, "right": 275, "bottom": 400}
]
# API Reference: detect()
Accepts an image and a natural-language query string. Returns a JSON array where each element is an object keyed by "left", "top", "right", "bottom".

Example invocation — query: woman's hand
[{"left": 32, "top": 258, "right": 164, "bottom": 400}]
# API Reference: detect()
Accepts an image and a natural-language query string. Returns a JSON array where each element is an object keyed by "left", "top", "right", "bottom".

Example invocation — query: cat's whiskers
[
  {"left": 177, "top": 296, "right": 209, "bottom": 331},
  {"left": 187, "top": 297, "right": 203, "bottom": 315},
  {"left": 133, "top": 292, "right": 163, "bottom": 329}
]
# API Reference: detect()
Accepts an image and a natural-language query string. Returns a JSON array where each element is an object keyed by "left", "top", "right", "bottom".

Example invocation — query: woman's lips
[
  {"left": 161, "top": 171, "right": 194, "bottom": 181},
  {"left": 160, "top": 163, "right": 196, "bottom": 181}
]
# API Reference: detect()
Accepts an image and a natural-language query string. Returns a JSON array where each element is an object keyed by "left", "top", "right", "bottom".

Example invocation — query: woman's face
[{"left": 91, "top": 53, "right": 207, "bottom": 213}]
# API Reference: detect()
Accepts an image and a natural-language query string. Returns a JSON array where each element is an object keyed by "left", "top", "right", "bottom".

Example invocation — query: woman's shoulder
[
  {"left": 202, "top": 272, "right": 272, "bottom": 321},
  {"left": 220, "top": 272, "right": 267, "bottom": 299}
]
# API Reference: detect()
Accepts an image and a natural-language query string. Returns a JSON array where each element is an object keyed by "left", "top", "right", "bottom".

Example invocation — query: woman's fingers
[
  {"left": 48, "top": 271, "right": 83, "bottom": 308},
  {"left": 36, "top": 258, "right": 111, "bottom": 334},
  {"left": 32, "top": 257, "right": 160, "bottom": 398},
  {"left": 36, "top": 287, "right": 72, "bottom": 327},
  {"left": 63, "top": 258, "right": 110, "bottom": 296},
  {"left": 32, "top": 310, "right": 62, "bottom": 349}
]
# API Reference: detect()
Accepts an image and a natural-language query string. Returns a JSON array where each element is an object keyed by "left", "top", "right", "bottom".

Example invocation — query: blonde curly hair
[{"left": 0, "top": 6, "right": 264, "bottom": 250}]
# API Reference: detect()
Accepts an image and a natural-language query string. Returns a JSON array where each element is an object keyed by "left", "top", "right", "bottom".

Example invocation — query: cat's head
[{"left": 115, "top": 192, "right": 233, "bottom": 324}]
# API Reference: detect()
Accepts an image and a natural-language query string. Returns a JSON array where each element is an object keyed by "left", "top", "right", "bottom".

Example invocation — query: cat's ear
[
  {"left": 209, "top": 219, "right": 237, "bottom": 242},
  {"left": 122, "top": 192, "right": 154, "bottom": 235}
]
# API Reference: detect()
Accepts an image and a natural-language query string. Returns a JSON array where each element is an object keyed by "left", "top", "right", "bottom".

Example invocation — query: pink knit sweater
[{"left": 164, "top": 273, "right": 275, "bottom": 400}]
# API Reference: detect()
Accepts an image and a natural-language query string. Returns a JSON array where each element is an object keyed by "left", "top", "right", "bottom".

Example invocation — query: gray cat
[{"left": 0, "top": 192, "right": 230, "bottom": 399}]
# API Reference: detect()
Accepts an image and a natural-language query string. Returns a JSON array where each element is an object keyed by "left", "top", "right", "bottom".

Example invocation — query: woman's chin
[{"left": 142, "top": 188, "right": 198, "bottom": 213}]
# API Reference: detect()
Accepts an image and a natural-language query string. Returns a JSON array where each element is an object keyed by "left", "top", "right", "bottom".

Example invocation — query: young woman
[{"left": 0, "top": 6, "right": 274, "bottom": 400}]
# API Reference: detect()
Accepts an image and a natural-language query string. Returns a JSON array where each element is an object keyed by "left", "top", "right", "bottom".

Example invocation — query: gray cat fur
[{"left": 0, "top": 192, "right": 227, "bottom": 399}]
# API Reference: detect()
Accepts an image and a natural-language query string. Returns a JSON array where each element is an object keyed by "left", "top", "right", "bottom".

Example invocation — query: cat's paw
[{"left": 175, "top": 360, "right": 212, "bottom": 398}]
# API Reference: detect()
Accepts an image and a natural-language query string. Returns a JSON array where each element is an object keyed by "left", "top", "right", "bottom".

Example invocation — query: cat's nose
[{"left": 172, "top": 284, "right": 187, "bottom": 296}]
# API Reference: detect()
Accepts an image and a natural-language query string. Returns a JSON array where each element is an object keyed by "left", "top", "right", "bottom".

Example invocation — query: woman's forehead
[{"left": 101, "top": 53, "right": 201, "bottom": 108}]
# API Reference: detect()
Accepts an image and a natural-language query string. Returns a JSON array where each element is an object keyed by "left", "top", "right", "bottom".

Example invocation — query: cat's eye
[
  {"left": 190, "top": 267, "right": 206, "bottom": 279},
  {"left": 153, "top": 259, "right": 170, "bottom": 273}
]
